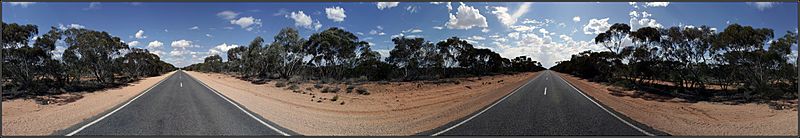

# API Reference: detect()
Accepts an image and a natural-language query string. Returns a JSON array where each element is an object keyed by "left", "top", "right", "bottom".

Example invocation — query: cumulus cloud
[
  {"left": 209, "top": 43, "right": 240, "bottom": 55},
  {"left": 482, "top": 28, "right": 490, "bottom": 33},
  {"left": 287, "top": 11, "right": 322, "bottom": 30},
  {"left": 171, "top": 40, "right": 195, "bottom": 49},
  {"left": 147, "top": 41, "right": 164, "bottom": 49},
  {"left": 748, "top": 2, "right": 777, "bottom": 11},
  {"left": 127, "top": 41, "right": 140, "bottom": 47},
  {"left": 572, "top": 16, "right": 581, "bottom": 22},
  {"left": 134, "top": 30, "right": 147, "bottom": 39},
  {"left": 325, "top": 7, "right": 347, "bottom": 22},
  {"left": 629, "top": 11, "right": 662, "bottom": 29},
  {"left": 445, "top": 3, "right": 488, "bottom": 30},
  {"left": 433, "top": 26, "right": 444, "bottom": 30},
  {"left": 189, "top": 26, "right": 199, "bottom": 30},
  {"left": 583, "top": 18, "right": 611, "bottom": 35},
  {"left": 377, "top": 2, "right": 400, "bottom": 10},
  {"left": 216, "top": 10, "right": 240, "bottom": 20},
  {"left": 230, "top": 16, "right": 262, "bottom": 31}
]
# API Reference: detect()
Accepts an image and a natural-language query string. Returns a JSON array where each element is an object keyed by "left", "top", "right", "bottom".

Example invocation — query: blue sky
[{"left": 3, "top": 2, "right": 797, "bottom": 67}]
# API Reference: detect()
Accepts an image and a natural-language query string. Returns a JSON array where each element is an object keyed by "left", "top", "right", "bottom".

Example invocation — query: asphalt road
[
  {"left": 65, "top": 70, "right": 290, "bottom": 136},
  {"left": 430, "top": 70, "right": 661, "bottom": 136}
]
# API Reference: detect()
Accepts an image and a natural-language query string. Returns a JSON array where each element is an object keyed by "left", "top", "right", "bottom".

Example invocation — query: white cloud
[
  {"left": 406, "top": 6, "right": 419, "bottom": 13},
  {"left": 216, "top": 10, "right": 240, "bottom": 20},
  {"left": 376, "top": 2, "right": 400, "bottom": 10},
  {"left": 209, "top": 43, "right": 240, "bottom": 55},
  {"left": 572, "top": 16, "right": 581, "bottom": 22},
  {"left": 559, "top": 35, "right": 572, "bottom": 42},
  {"left": 287, "top": 11, "right": 322, "bottom": 30},
  {"left": 171, "top": 40, "right": 195, "bottom": 49},
  {"left": 445, "top": 3, "right": 488, "bottom": 30},
  {"left": 583, "top": 18, "right": 611, "bottom": 35},
  {"left": 58, "top": 24, "right": 85, "bottom": 30},
  {"left": 491, "top": 6, "right": 515, "bottom": 26},
  {"left": 644, "top": 2, "right": 670, "bottom": 7},
  {"left": 430, "top": 2, "right": 453, "bottom": 11},
  {"left": 325, "top": 6, "right": 347, "bottom": 22},
  {"left": 147, "top": 41, "right": 164, "bottom": 49},
  {"left": 467, "top": 35, "right": 486, "bottom": 41},
  {"left": 189, "top": 26, "right": 199, "bottom": 30},
  {"left": 433, "top": 26, "right": 444, "bottom": 30},
  {"left": 134, "top": 30, "right": 147, "bottom": 39},
  {"left": 206, "top": 34, "right": 213, "bottom": 38},
  {"left": 489, "top": 2, "right": 531, "bottom": 27},
  {"left": 748, "top": 2, "right": 776, "bottom": 11},
  {"left": 8, "top": 2, "right": 36, "bottom": 7},
  {"left": 230, "top": 16, "right": 262, "bottom": 31},
  {"left": 538, "top": 28, "right": 549, "bottom": 35},
  {"left": 402, "top": 28, "right": 423, "bottom": 33},
  {"left": 127, "top": 41, "right": 140, "bottom": 47},
  {"left": 481, "top": 28, "right": 490, "bottom": 33},
  {"left": 390, "top": 33, "right": 422, "bottom": 38},
  {"left": 83, "top": 2, "right": 100, "bottom": 10},
  {"left": 629, "top": 11, "right": 662, "bottom": 29}
]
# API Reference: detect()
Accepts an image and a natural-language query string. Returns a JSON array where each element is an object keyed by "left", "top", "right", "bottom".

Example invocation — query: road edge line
[
  {"left": 430, "top": 72, "right": 544, "bottom": 136},
  {"left": 553, "top": 71, "right": 656, "bottom": 136},
  {"left": 184, "top": 71, "right": 291, "bottom": 136},
  {"left": 65, "top": 71, "right": 177, "bottom": 136}
]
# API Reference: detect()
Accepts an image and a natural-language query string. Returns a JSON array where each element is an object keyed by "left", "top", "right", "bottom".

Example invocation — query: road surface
[
  {"left": 428, "top": 70, "right": 663, "bottom": 136},
  {"left": 63, "top": 70, "right": 291, "bottom": 136}
]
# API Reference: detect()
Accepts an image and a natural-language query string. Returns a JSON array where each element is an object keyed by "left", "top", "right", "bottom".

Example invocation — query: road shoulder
[
  {"left": 1, "top": 71, "right": 176, "bottom": 136},
  {"left": 556, "top": 72, "right": 798, "bottom": 136}
]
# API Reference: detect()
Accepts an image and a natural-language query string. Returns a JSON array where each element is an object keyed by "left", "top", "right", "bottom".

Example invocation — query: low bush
[
  {"left": 275, "top": 81, "right": 287, "bottom": 87},
  {"left": 356, "top": 87, "right": 369, "bottom": 95},
  {"left": 331, "top": 95, "right": 339, "bottom": 101}
]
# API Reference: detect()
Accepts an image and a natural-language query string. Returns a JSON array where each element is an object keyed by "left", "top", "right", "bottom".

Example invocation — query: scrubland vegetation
[
  {"left": 2, "top": 23, "right": 175, "bottom": 100},
  {"left": 184, "top": 27, "right": 546, "bottom": 84},
  {"left": 551, "top": 23, "right": 798, "bottom": 102}
]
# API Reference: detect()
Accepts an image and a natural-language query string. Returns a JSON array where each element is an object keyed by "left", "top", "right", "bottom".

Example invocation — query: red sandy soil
[
  {"left": 557, "top": 72, "right": 798, "bottom": 136},
  {"left": 2, "top": 71, "right": 176, "bottom": 136},
  {"left": 186, "top": 71, "right": 539, "bottom": 135}
]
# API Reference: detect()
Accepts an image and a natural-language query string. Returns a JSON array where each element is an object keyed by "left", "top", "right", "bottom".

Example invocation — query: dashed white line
[
  {"left": 180, "top": 82, "right": 183, "bottom": 87},
  {"left": 544, "top": 87, "right": 547, "bottom": 95},
  {"left": 65, "top": 71, "right": 176, "bottom": 136}
]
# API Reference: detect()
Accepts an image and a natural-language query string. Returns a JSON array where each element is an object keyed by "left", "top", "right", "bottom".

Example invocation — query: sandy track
[
  {"left": 557, "top": 72, "right": 797, "bottom": 136},
  {"left": 2, "top": 71, "right": 176, "bottom": 136},
  {"left": 186, "top": 71, "right": 539, "bottom": 136}
]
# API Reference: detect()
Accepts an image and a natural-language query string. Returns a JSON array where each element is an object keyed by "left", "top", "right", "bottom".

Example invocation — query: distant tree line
[
  {"left": 184, "top": 27, "right": 546, "bottom": 82},
  {"left": 2, "top": 22, "right": 176, "bottom": 99},
  {"left": 550, "top": 23, "right": 798, "bottom": 101}
]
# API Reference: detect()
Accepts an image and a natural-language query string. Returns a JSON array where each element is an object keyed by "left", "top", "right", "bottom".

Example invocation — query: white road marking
[
  {"left": 544, "top": 87, "right": 547, "bottom": 95},
  {"left": 66, "top": 71, "right": 176, "bottom": 136},
  {"left": 180, "top": 82, "right": 183, "bottom": 87},
  {"left": 186, "top": 71, "right": 291, "bottom": 136},
  {"left": 553, "top": 71, "right": 655, "bottom": 136},
  {"left": 431, "top": 72, "right": 544, "bottom": 136}
]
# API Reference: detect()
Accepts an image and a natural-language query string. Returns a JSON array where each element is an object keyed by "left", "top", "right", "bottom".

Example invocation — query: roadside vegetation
[
  {"left": 551, "top": 23, "right": 798, "bottom": 103},
  {"left": 2, "top": 22, "right": 176, "bottom": 101},
  {"left": 184, "top": 27, "right": 546, "bottom": 85}
]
